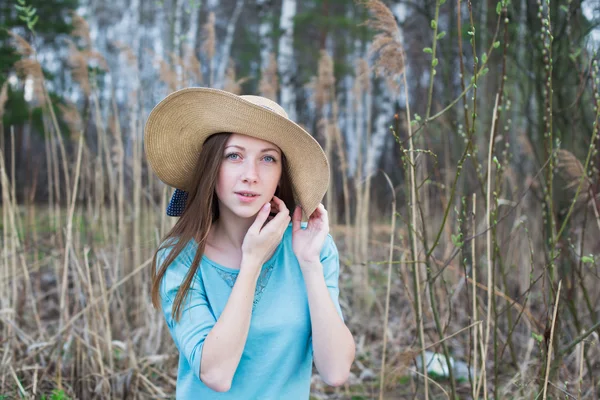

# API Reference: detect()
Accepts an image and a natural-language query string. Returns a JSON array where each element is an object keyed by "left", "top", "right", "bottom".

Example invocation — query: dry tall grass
[{"left": 1, "top": 3, "right": 600, "bottom": 400}]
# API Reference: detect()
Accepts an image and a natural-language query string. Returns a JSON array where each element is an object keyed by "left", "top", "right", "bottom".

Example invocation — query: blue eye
[
  {"left": 226, "top": 153, "right": 240, "bottom": 160},
  {"left": 263, "top": 155, "right": 277, "bottom": 163}
]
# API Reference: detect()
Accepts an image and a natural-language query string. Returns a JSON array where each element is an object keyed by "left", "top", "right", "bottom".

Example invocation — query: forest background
[{"left": 1, "top": 0, "right": 600, "bottom": 399}]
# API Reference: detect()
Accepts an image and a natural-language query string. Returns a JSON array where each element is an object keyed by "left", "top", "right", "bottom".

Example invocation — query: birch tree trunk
[
  {"left": 172, "top": 0, "right": 184, "bottom": 87},
  {"left": 146, "top": 1, "right": 168, "bottom": 107},
  {"left": 257, "top": 0, "right": 273, "bottom": 71},
  {"left": 278, "top": 0, "right": 297, "bottom": 121},
  {"left": 206, "top": 0, "right": 218, "bottom": 11},
  {"left": 344, "top": 43, "right": 358, "bottom": 177},
  {"left": 366, "top": 81, "right": 396, "bottom": 178},
  {"left": 186, "top": 1, "right": 201, "bottom": 54},
  {"left": 214, "top": 0, "right": 245, "bottom": 88},
  {"left": 173, "top": 0, "right": 183, "bottom": 57},
  {"left": 348, "top": 38, "right": 364, "bottom": 178}
]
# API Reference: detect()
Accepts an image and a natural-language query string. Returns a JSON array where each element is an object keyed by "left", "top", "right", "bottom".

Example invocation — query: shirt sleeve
[
  {"left": 320, "top": 234, "right": 345, "bottom": 322},
  {"left": 158, "top": 244, "right": 216, "bottom": 381}
]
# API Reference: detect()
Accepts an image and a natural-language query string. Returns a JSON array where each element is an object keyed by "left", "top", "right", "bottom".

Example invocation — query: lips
[
  {"left": 235, "top": 191, "right": 259, "bottom": 197},
  {"left": 235, "top": 191, "right": 260, "bottom": 203}
]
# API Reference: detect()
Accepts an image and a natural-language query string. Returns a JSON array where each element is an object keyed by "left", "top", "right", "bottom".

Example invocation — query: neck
[{"left": 210, "top": 204, "right": 255, "bottom": 251}]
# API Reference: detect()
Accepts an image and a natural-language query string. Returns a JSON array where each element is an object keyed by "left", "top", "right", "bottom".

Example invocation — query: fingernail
[{"left": 263, "top": 203, "right": 270, "bottom": 210}]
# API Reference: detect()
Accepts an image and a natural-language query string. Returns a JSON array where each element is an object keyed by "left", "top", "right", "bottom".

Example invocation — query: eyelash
[{"left": 225, "top": 153, "right": 278, "bottom": 163}]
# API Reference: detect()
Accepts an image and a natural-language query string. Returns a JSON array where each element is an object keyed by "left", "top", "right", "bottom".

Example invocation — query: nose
[{"left": 241, "top": 161, "right": 259, "bottom": 183}]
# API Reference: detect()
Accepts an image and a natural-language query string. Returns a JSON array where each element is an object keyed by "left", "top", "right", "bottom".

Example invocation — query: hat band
[{"left": 166, "top": 189, "right": 188, "bottom": 216}]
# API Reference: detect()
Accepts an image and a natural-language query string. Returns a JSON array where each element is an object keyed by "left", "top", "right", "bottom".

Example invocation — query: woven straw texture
[{"left": 144, "top": 87, "right": 330, "bottom": 217}]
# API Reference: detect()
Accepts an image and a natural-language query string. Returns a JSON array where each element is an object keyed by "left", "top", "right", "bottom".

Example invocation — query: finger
[
  {"left": 260, "top": 210, "right": 290, "bottom": 236},
  {"left": 318, "top": 204, "right": 328, "bottom": 220},
  {"left": 307, "top": 204, "right": 327, "bottom": 228},
  {"left": 271, "top": 195, "right": 289, "bottom": 215},
  {"left": 319, "top": 204, "right": 329, "bottom": 227},
  {"left": 250, "top": 202, "right": 271, "bottom": 232},
  {"left": 292, "top": 205, "right": 302, "bottom": 232},
  {"left": 268, "top": 206, "right": 291, "bottom": 230}
]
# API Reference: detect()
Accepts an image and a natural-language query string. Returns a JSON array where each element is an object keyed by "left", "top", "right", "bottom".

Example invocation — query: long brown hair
[{"left": 151, "top": 132, "right": 296, "bottom": 321}]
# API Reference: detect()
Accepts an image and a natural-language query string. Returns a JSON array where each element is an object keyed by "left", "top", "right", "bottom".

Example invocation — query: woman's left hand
[{"left": 291, "top": 203, "right": 329, "bottom": 267}]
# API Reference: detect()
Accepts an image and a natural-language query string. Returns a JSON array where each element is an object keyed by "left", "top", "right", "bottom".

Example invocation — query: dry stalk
[
  {"left": 12, "top": 30, "right": 75, "bottom": 231},
  {"left": 331, "top": 119, "right": 351, "bottom": 255},
  {"left": 9, "top": 365, "right": 27, "bottom": 397},
  {"left": 408, "top": 368, "right": 449, "bottom": 399},
  {"left": 110, "top": 93, "right": 126, "bottom": 275},
  {"left": 577, "top": 335, "right": 584, "bottom": 400},
  {"left": 360, "top": 66, "right": 373, "bottom": 280},
  {"left": 592, "top": 199, "right": 600, "bottom": 239},
  {"left": 352, "top": 59, "right": 367, "bottom": 265},
  {"left": 378, "top": 172, "right": 396, "bottom": 400},
  {"left": 0, "top": 159, "right": 7, "bottom": 330},
  {"left": 95, "top": 257, "right": 114, "bottom": 377},
  {"left": 542, "top": 280, "right": 562, "bottom": 400},
  {"left": 59, "top": 132, "right": 85, "bottom": 327},
  {"left": 82, "top": 248, "right": 109, "bottom": 377},
  {"left": 2, "top": 144, "right": 43, "bottom": 333},
  {"left": 7, "top": 127, "right": 14, "bottom": 234},
  {"left": 9, "top": 130, "right": 17, "bottom": 317},
  {"left": 472, "top": 193, "right": 477, "bottom": 400},
  {"left": 310, "top": 51, "right": 336, "bottom": 227},
  {"left": 362, "top": 0, "right": 428, "bottom": 396},
  {"left": 132, "top": 113, "right": 143, "bottom": 323},
  {"left": 0, "top": 151, "right": 26, "bottom": 328},
  {"left": 91, "top": 82, "right": 116, "bottom": 243}
]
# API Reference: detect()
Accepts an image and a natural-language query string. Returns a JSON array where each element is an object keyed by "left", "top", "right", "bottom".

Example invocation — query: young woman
[{"left": 144, "top": 87, "right": 355, "bottom": 399}]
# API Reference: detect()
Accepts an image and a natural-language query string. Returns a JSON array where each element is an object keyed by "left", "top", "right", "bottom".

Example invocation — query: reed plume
[
  {"left": 0, "top": 82, "right": 9, "bottom": 121},
  {"left": 183, "top": 43, "right": 203, "bottom": 85},
  {"left": 259, "top": 53, "right": 278, "bottom": 101},
  {"left": 66, "top": 39, "right": 91, "bottom": 97},
  {"left": 223, "top": 59, "right": 249, "bottom": 95},
  {"left": 203, "top": 12, "right": 216, "bottom": 86},
  {"left": 10, "top": 32, "right": 45, "bottom": 104},
  {"left": 313, "top": 50, "right": 335, "bottom": 111},
  {"left": 71, "top": 12, "right": 92, "bottom": 49},
  {"left": 363, "top": 0, "right": 405, "bottom": 87},
  {"left": 556, "top": 149, "right": 591, "bottom": 193},
  {"left": 202, "top": 12, "right": 216, "bottom": 61},
  {"left": 149, "top": 49, "right": 178, "bottom": 93},
  {"left": 58, "top": 101, "right": 83, "bottom": 139},
  {"left": 114, "top": 41, "right": 138, "bottom": 67}
]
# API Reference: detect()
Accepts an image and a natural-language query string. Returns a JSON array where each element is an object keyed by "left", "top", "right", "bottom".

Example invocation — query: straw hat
[{"left": 144, "top": 87, "right": 330, "bottom": 217}]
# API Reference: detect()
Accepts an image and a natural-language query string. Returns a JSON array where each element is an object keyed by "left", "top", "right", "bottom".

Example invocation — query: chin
[
  {"left": 228, "top": 205, "right": 262, "bottom": 219},
  {"left": 235, "top": 209, "right": 260, "bottom": 219}
]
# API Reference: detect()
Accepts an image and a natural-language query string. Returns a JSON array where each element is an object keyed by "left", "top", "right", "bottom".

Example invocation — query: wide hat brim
[{"left": 144, "top": 87, "right": 330, "bottom": 217}]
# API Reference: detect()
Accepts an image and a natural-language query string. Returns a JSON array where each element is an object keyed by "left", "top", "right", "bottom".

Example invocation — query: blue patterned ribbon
[{"left": 166, "top": 189, "right": 188, "bottom": 216}]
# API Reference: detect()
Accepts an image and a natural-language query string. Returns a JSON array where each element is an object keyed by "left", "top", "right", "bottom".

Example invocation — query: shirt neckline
[{"left": 201, "top": 239, "right": 284, "bottom": 274}]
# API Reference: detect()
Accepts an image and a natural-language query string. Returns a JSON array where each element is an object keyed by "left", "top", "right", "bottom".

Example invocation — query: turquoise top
[{"left": 157, "top": 224, "right": 344, "bottom": 399}]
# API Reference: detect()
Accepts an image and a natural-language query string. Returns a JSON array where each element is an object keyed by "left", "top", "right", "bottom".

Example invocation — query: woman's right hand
[{"left": 241, "top": 195, "right": 290, "bottom": 271}]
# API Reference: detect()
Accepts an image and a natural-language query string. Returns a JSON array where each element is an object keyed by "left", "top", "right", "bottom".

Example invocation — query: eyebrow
[{"left": 225, "top": 145, "right": 281, "bottom": 154}]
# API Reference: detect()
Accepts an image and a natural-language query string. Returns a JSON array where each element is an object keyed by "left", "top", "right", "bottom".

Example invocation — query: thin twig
[{"left": 476, "top": 93, "right": 499, "bottom": 400}]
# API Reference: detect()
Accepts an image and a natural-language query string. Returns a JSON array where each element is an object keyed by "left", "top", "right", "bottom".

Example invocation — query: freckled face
[{"left": 215, "top": 133, "right": 283, "bottom": 219}]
